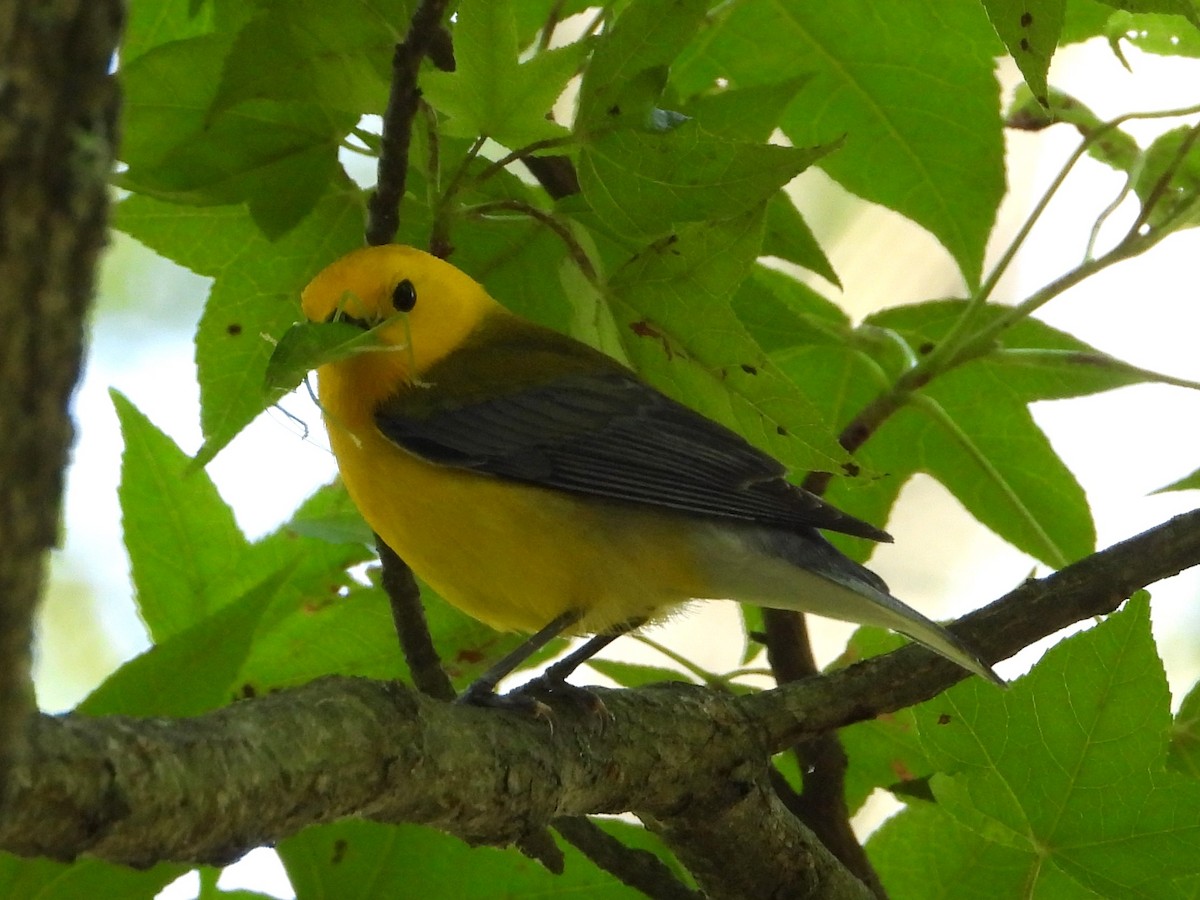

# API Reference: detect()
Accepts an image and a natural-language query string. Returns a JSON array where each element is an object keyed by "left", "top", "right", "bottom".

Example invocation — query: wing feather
[{"left": 374, "top": 320, "right": 889, "bottom": 542}]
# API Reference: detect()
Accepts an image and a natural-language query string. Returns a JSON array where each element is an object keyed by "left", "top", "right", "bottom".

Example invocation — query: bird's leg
[
  {"left": 518, "top": 618, "right": 647, "bottom": 714},
  {"left": 540, "top": 618, "right": 645, "bottom": 683},
  {"left": 457, "top": 609, "right": 581, "bottom": 709}
]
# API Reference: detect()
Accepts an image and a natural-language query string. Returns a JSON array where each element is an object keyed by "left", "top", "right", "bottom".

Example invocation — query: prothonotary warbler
[{"left": 301, "top": 245, "right": 1002, "bottom": 704}]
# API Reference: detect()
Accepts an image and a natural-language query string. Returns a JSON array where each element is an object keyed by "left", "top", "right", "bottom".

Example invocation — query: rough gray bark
[
  {"left": 0, "top": 508, "right": 1196, "bottom": 897},
  {"left": 0, "top": 0, "right": 122, "bottom": 808}
]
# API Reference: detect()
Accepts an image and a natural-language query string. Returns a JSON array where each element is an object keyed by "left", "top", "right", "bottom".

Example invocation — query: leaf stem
[
  {"left": 464, "top": 199, "right": 598, "bottom": 284},
  {"left": 808, "top": 101, "right": 1200, "bottom": 496},
  {"left": 630, "top": 634, "right": 728, "bottom": 687},
  {"left": 471, "top": 135, "right": 578, "bottom": 189},
  {"left": 428, "top": 135, "right": 486, "bottom": 257}
]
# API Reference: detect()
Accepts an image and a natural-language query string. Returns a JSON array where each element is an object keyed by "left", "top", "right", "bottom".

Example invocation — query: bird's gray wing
[{"left": 375, "top": 367, "right": 889, "bottom": 542}]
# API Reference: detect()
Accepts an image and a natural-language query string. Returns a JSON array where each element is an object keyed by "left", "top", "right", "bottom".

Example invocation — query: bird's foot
[
  {"left": 519, "top": 672, "right": 609, "bottom": 718},
  {"left": 456, "top": 680, "right": 553, "bottom": 719},
  {"left": 455, "top": 673, "right": 608, "bottom": 723}
]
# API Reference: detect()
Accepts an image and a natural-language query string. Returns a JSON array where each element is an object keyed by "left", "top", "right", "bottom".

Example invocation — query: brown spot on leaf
[
  {"left": 227, "top": 323, "right": 242, "bottom": 336},
  {"left": 937, "top": 713, "right": 952, "bottom": 725},
  {"left": 1020, "top": 11, "right": 1033, "bottom": 27},
  {"left": 630, "top": 320, "right": 661, "bottom": 339},
  {"left": 740, "top": 363, "right": 758, "bottom": 375},
  {"left": 629, "top": 320, "right": 675, "bottom": 360},
  {"left": 456, "top": 648, "right": 485, "bottom": 665}
]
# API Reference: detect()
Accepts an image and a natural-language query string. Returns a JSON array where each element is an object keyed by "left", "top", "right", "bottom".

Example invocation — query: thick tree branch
[
  {"left": 1, "top": 508, "right": 1197, "bottom": 897},
  {"left": 0, "top": 0, "right": 122, "bottom": 804}
]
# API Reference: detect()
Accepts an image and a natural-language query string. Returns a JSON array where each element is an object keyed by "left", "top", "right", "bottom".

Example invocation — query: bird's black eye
[{"left": 391, "top": 279, "right": 417, "bottom": 312}]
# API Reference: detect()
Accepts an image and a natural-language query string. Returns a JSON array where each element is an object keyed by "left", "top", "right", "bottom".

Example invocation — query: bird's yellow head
[{"left": 301, "top": 244, "right": 501, "bottom": 382}]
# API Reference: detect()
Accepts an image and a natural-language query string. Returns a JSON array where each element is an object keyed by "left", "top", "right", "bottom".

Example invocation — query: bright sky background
[{"left": 29, "top": 37, "right": 1200, "bottom": 900}]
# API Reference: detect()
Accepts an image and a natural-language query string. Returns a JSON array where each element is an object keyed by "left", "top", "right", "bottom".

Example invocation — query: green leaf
[
  {"left": 1107, "top": 11, "right": 1200, "bottom": 58},
  {"left": 193, "top": 186, "right": 366, "bottom": 466},
  {"left": 1062, "top": 0, "right": 1120, "bottom": 44},
  {"left": 981, "top": 0, "right": 1065, "bottom": 105},
  {"left": 725, "top": 265, "right": 901, "bottom": 548},
  {"left": 263, "top": 319, "right": 400, "bottom": 405},
  {"left": 838, "top": 629, "right": 933, "bottom": 813},
  {"left": 870, "top": 804, "right": 1034, "bottom": 899},
  {"left": 0, "top": 857, "right": 181, "bottom": 900},
  {"left": 848, "top": 299, "right": 1200, "bottom": 564},
  {"left": 122, "top": 100, "right": 350, "bottom": 238},
  {"left": 675, "top": 0, "right": 1004, "bottom": 287},
  {"left": 430, "top": 203, "right": 575, "bottom": 333},
  {"left": 121, "top": 33, "right": 233, "bottom": 173},
  {"left": 513, "top": 0, "right": 599, "bottom": 47},
  {"left": 120, "top": 2, "right": 380, "bottom": 234},
  {"left": 1155, "top": 466, "right": 1200, "bottom": 493},
  {"left": 1134, "top": 125, "right": 1200, "bottom": 231},
  {"left": 124, "top": 0, "right": 219, "bottom": 64},
  {"left": 232, "top": 482, "right": 378, "bottom": 666},
  {"left": 1093, "top": 0, "right": 1200, "bottom": 31},
  {"left": 726, "top": 266, "right": 905, "bottom": 543},
  {"left": 584, "top": 658, "right": 691, "bottom": 689},
  {"left": 114, "top": 390, "right": 249, "bottom": 641},
  {"left": 763, "top": 192, "right": 841, "bottom": 287},
  {"left": 280, "top": 818, "right": 683, "bottom": 898},
  {"left": 1169, "top": 680, "right": 1200, "bottom": 778},
  {"left": 234, "top": 584, "right": 407, "bottom": 688},
  {"left": 678, "top": 77, "right": 813, "bottom": 142},
  {"left": 115, "top": 194, "right": 263, "bottom": 278},
  {"left": 78, "top": 569, "right": 285, "bottom": 717},
  {"left": 580, "top": 123, "right": 836, "bottom": 239},
  {"left": 732, "top": 265, "right": 852, "bottom": 351},
  {"left": 226, "top": 483, "right": 395, "bottom": 689},
  {"left": 871, "top": 298, "right": 1197, "bottom": 402},
  {"left": 892, "top": 597, "right": 1200, "bottom": 897},
  {"left": 121, "top": 23, "right": 353, "bottom": 236},
  {"left": 607, "top": 211, "right": 849, "bottom": 474},
  {"left": 873, "top": 367, "right": 1094, "bottom": 566},
  {"left": 422, "top": 0, "right": 585, "bottom": 149},
  {"left": 287, "top": 495, "right": 376, "bottom": 545},
  {"left": 214, "top": 0, "right": 407, "bottom": 117},
  {"left": 576, "top": 0, "right": 709, "bottom": 133}
]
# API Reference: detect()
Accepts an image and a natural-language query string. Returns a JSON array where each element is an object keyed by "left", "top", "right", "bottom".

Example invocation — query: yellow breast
[{"left": 317, "top": 364, "right": 709, "bottom": 635}]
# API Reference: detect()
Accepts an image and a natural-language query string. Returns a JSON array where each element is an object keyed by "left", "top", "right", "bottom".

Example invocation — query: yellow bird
[{"left": 301, "top": 245, "right": 1001, "bottom": 704}]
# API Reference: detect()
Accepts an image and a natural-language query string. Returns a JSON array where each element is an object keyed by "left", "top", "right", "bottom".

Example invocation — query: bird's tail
[{"left": 696, "top": 523, "right": 1005, "bottom": 686}]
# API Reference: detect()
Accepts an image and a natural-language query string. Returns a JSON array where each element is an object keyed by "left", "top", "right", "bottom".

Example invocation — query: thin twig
[
  {"left": 762, "top": 610, "right": 887, "bottom": 898},
  {"left": 428, "top": 135, "right": 486, "bottom": 258},
  {"left": 554, "top": 817, "right": 702, "bottom": 900},
  {"left": 366, "top": 0, "right": 455, "bottom": 246},
  {"left": 375, "top": 535, "right": 455, "bottom": 702},
  {"left": 472, "top": 135, "right": 578, "bottom": 188},
  {"left": 465, "top": 199, "right": 598, "bottom": 283}
]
